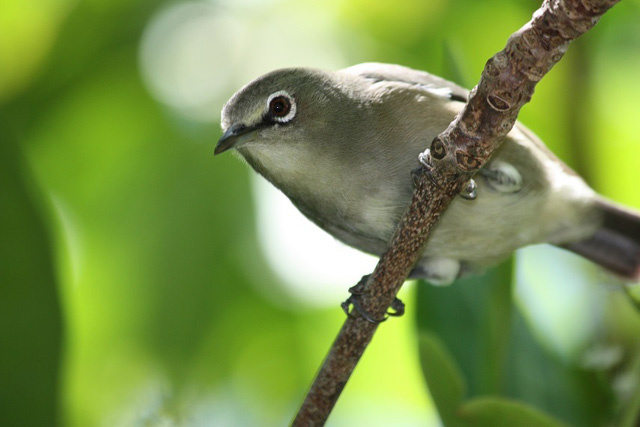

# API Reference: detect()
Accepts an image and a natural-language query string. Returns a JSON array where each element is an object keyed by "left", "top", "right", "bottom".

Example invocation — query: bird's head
[{"left": 216, "top": 67, "right": 351, "bottom": 157}]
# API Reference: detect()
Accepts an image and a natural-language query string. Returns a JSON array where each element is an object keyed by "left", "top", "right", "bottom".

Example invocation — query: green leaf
[
  {"left": 418, "top": 333, "right": 466, "bottom": 427},
  {"left": 0, "top": 132, "right": 62, "bottom": 426},
  {"left": 618, "top": 353, "right": 640, "bottom": 427},
  {"left": 459, "top": 397, "right": 567, "bottom": 427},
  {"left": 416, "top": 259, "right": 514, "bottom": 397},
  {"left": 503, "top": 300, "right": 614, "bottom": 426},
  {"left": 416, "top": 256, "right": 616, "bottom": 426}
]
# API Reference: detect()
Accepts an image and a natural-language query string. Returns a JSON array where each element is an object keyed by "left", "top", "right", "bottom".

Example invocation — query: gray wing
[
  {"left": 340, "top": 62, "right": 469, "bottom": 103},
  {"left": 342, "top": 62, "right": 576, "bottom": 176}
]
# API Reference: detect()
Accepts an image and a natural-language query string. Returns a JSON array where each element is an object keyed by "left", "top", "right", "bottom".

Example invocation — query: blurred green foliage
[
  {"left": 1, "top": 122, "right": 62, "bottom": 426},
  {"left": 2, "top": 0, "right": 640, "bottom": 426},
  {"left": 417, "top": 261, "right": 616, "bottom": 426}
]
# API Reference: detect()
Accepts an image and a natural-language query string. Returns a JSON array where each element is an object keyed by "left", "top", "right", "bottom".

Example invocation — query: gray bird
[{"left": 215, "top": 63, "right": 640, "bottom": 285}]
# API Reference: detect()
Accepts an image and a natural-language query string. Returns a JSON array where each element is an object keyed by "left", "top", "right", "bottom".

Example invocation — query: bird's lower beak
[{"left": 215, "top": 123, "right": 259, "bottom": 155}]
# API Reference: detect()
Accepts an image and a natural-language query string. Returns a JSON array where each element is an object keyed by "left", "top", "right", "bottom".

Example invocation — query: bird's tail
[{"left": 563, "top": 198, "right": 640, "bottom": 281}]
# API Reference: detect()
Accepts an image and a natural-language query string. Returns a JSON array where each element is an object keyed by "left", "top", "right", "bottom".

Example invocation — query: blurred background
[{"left": 2, "top": 0, "right": 640, "bottom": 425}]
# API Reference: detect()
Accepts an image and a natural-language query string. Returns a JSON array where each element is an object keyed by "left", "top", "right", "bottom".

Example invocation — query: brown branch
[{"left": 292, "top": 0, "right": 620, "bottom": 425}]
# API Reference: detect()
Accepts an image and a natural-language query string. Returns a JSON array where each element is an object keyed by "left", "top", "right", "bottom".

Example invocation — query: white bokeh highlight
[
  {"left": 139, "top": 0, "right": 372, "bottom": 306},
  {"left": 139, "top": 3, "right": 243, "bottom": 121},
  {"left": 515, "top": 245, "right": 606, "bottom": 360},
  {"left": 139, "top": 1, "right": 349, "bottom": 122},
  {"left": 253, "top": 175, "right": 378, "bottom": 306}
]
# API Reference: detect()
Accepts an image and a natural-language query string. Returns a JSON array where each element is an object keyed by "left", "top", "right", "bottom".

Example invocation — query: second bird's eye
[{"left": 269, "top": 96, "right": 291, "bottom": 117}]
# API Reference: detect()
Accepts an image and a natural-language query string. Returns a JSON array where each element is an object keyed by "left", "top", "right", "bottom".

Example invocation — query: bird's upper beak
[{"left": 215, "top": 123, "right": 260, "bottom": 155}]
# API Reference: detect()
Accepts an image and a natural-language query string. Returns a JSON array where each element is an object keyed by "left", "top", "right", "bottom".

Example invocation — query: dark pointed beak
[{"left": 215, "top": 123, "right": 259, "bottom": 155}]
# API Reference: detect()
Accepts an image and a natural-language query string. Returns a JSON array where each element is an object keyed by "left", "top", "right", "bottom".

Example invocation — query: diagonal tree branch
[{"left": 293, "top": 0, "right": 620, "bottom": 425}]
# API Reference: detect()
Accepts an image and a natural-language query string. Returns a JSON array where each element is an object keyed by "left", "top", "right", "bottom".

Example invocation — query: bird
[{"left": 215, "top": 62, "right": 640, "bottom": 286}]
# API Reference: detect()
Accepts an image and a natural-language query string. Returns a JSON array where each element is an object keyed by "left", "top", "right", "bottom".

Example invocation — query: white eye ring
[{"left": 266, "top": 90, "right": 296, "bottom": 123}]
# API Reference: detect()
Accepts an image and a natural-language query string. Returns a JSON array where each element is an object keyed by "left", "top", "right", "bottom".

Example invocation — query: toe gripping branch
[
  {"left": 341, "top": 275, "right": 405, "bottom": 324},
  {"left": 417, "top": 149, "right": 477, "bottom": 200}
]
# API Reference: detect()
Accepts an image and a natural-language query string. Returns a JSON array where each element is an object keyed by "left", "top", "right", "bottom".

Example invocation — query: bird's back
[{"left": 324, "top": 64, "right": 600, "bottom": 267}]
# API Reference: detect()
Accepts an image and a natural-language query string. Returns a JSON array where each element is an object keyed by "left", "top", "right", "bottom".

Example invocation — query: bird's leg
[
  {"left": 341, "top": 274, "right": 405, "bottom": 323},
  {"left": 418, "top": 149, "right": 476, "bottom": 200}
]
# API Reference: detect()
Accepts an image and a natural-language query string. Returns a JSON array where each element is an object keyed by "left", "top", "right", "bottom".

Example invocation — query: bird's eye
[
  {"left": 269, "top": 96, "right": 290, "bottom": 117},
  {"left": 266, "top": 91, "right": 296, "bottom": 123}
]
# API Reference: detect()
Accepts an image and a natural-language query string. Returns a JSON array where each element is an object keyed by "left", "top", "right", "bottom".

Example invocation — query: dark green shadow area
[{"left": 0, "top": 130, "right": 62, "bottom": 427}]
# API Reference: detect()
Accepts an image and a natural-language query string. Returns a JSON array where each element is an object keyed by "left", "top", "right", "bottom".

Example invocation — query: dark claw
[
  {"left": 411, "top": 167, "right": 423, "bottom": 187},
  {"left": 341, "top": 275, "right": 405, "bottom": 324},
  {"left": 387, "top": 297, "right": 405, "bottom": 317},
  {"left": 418, "top": 150, "right": 442, "bottom": 189},
  {"left": 342, "top": 295, "right": 387, "bottom": 324}
]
